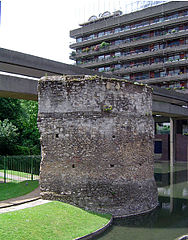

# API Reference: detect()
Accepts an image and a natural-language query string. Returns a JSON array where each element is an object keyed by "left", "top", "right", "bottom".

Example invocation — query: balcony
[
  {"left": 139, "top": 73, "right": 188, "bottom": 84},
  {"left": 78, "top": 44, "right": 188, "bottom": 69},
  {"left": 72, "top": 30, "right": 188, "bottom": 61},
  {"left": 70, "top": 15, "right": 188, "bottom": 49},
  {"left": 114, "top": 59, "right": 188, "bottom": 75}
]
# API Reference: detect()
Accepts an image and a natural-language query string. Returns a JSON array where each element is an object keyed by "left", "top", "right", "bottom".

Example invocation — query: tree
[
  {"left": 0, "top": 119, "right": 18, "bottom": 155},
  {"left": 0, "top": 97, "right": 40, "bottom": 155}
]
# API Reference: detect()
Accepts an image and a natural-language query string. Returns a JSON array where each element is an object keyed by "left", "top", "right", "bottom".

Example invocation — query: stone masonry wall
[{"left": 38, "top": 75, "right": 158, "bottom": 217}]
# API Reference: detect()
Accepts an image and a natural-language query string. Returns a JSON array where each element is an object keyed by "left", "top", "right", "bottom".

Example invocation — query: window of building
[
  {"left": 115, "top": 40, "right": 122, "bottom": 45},
  {"left": 160, "top": 71, "right": 166, "bottom": 77},
  {"left": 123, "top": 75, "right": 130, "bottom": 80},
  {"left": 124, "top": 26, "right": 131, "bottom": 31},
  {"left": 105, "top": 54, "right": 111, "bottom": 60},
  {"left": 115, "top": 64, "right": 121, "bottom": 70},
  {"left": 105, "top": 30, "right": 112, "bottom": 35},
  {"left": 105, "top": 66, "right": 111, "bottom": 72},
  {"left": 98, "top": 32, "right": 105, "bottom": 37},
  {"left": 114, "top": 27, "right": 121, "bottom": 33},
  {"left": 98, "top": 55, "right": 105, "bottom": 61},
  {"left": 76, "top": 37, "right": 82, "bottom": 43},
  {"left": 154, "top": 71, "right": 160, "bottom": 78},
  {"left": 87, "top": 34, "right": 95, "bottom": 40},
  {"left": 115, "top": 52, "right": 121, "bottom": 57},
  {"left": 98, "top": 67, "right": 105, "bottom": 72}
]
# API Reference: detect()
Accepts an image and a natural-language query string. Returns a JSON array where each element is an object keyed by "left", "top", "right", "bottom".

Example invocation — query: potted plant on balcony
[
  {"left": 100, "top": 41, "right": 110, "bottom": 48},
  {"left": 70, "top": 51, "right": 76, "bottom": 57},
  {"left": 94, "top": 45, "right": 99, "bottom": 51}
]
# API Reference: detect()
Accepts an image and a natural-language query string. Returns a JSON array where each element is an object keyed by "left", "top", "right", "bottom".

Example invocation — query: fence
[{"left": 0, "top": 155, "right": 41, "bottom": 183}]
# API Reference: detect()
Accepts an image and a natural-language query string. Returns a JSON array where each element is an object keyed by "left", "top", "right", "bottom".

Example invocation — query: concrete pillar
[
  {"left": 170, "top": 118, "right": 176, "bottom": 167},
  {"left": 169, "top": 117, "right": 175, "bottom": 213}
]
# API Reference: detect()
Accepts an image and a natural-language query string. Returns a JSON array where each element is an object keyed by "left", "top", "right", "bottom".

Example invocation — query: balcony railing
[
  {"left": 71, "top": 29, "right": 188, "bottom": 61},
  {"left": 78, "top": 44, "right": 188, "bottom": 69},
  {"left": 139, "top": 73, "right": 188, "bottom": 84},
  {"left": 70, "top": 14, "right": 188, "bottom": 49}
]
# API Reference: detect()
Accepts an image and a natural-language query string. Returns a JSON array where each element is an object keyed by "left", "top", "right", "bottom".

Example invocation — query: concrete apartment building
[{"left": 70, "top": 1, "right": 188, "bottom": 93}]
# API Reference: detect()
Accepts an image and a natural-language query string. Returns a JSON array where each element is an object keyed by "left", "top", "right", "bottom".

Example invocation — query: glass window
[
  {"left": 87, "top": 34, "right": 94, "bottom": 40},
  {"left": 114, "top": 28, "right": 121, "bottom": 33},
  {"left": 98, "top": 32, "right": 105, "bottom": 37},
  {"left": 124, "top": 26, "right": 130, "bottom": 31},
  {"left": 123, "top": 63, "right": 129, "bottom": 68},
  {"left": 124, "top": 75, "right": 130, "bottom": 80},
  {"left": 174, "top": 55, "right": 180, "bottom": 61},
  {"left": 76, "top": 37, "right": 82, "bottom": 43},
  {"left": 105, "top": 54, "right": 111, "bottom": 60},
  {"left": 142, "top": 21, "right": 150, "bottom": 26},
  {"left": 115, "top": 64, "right": 121, "bottom": 70},
  {"left": 115, "top": 40, "right": 122, "bottom": 45},
  {"left": 160, "top": 71, "right": 166, "bottom": 77},
  {"left": 105, "top": 30, "right": 111, "bottom": 35},
  {"left": 98, "top": 55, "right": 105, "bottom": 61},
  {"left": 153, "top": 18, "right": 159, "bottom": 23},
  {"left": 115, "top": 52, "right": 121, "bottom": 57},
  {"left": 98, "top": 67, "right": 105, "bottom": 72},
  {"left": 154, "top": 72, "right": 160, "bottom": 78},
  {"left": 105, "top": 66, "right": 111, "bottom": 72},
  {"left": 174, "top": 69, "right": 180, "bottom": 75},
  {"left": 142, "top": 72, "right": 149, "bottom": 79}
]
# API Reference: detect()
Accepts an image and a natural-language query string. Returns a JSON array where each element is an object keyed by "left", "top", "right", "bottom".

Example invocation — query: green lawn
[
  {"left": 0, "top": 180, "right": 39, "bottom": 201},
  {"left": 0, "top": 201, "right": 111, "bottom": 240}
]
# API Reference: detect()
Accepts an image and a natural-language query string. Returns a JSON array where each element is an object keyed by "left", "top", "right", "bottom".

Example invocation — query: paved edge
[
  {"left": 74, "top": 217, "right": 113, "bottom": 240},
  {"left": 0, "top": 196, "right": 41, "bottom": 209}
]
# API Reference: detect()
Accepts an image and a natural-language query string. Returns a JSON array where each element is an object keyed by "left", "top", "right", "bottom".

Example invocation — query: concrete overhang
[
  {"left": 0, "top": 74, "right": 38, "bottom": 101},
  {"left": 152, "top": 101, "right": 188, "bottom": 118},
  {"left": 0, "top": 48, "right": 114, "bottom": 78},
  {"left": 1, "top": 73, "right": 188, "bottom": 118}
]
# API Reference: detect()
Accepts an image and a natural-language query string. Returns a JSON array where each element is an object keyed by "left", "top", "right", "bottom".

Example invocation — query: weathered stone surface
[{"left": 38, "top": 75, "right": 158, "bottom": 217}]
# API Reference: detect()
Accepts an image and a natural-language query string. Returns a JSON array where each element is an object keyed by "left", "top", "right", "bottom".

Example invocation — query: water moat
[{"left": 94, "top": 162, "right": 188, "bottom": 240}]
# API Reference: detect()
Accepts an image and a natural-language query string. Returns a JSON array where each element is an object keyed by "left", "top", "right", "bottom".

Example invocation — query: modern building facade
[{"left": 70, "top": 1, "right": 188, "bottom": 93}]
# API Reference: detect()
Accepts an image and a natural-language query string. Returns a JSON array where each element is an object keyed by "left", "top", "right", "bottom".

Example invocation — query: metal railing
[{"left": 0, "top": 155, "right": 41, "bottom": 183}]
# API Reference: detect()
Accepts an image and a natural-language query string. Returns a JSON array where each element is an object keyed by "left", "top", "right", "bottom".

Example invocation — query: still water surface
[{"left": 94, "top": 162, "right": 188, "bottom": 240}]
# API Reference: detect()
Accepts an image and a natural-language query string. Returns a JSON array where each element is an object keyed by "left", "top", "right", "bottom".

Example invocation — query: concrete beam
[
  {"left": 0, "top": 48, "right": 115, "bottom": 78},
  {"left": 1, "top": 73, "right": 188, "bottom": 118},
  {"left": 152, "top": 101, "right": 188, "bottom": 118},
  {"left": 0, "top": 74, "right": 38, "bottom": 101}
]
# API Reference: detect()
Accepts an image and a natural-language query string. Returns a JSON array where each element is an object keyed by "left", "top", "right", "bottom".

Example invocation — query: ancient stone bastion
[{"left": 38, "top": 75, "right": 158, "bottom": 217}]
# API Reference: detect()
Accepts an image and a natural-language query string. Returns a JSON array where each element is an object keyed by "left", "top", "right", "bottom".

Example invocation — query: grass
[
  {"left": 0, "top": 201, "right": 111, "bottom": 240},
  {"left": 0, "top": 180, "right": 39, "bottom": 201}
]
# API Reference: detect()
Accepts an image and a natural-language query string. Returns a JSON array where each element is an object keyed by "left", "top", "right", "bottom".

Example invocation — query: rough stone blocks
[{"left": 38, "top": 75, "right": 158, "bottom": 217}]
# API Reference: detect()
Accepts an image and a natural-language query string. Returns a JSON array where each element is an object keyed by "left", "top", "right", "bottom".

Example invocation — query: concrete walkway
[
  {"left": 0, "top": 199, "right": 51, "bottom": 214},
  {"left": 0, "top": 187, "right": 51, "bottom": 214},
  {"left": 0, "top": 172, "right": 39, "bottom": 182}
]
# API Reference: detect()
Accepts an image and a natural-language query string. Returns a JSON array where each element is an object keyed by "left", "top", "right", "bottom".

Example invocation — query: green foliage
[
  {"left": 0, "top": 97, "right": 40, "bottom": 155},
  {"left": 0, "top": 119, "right": 18, "bottom": 155}
]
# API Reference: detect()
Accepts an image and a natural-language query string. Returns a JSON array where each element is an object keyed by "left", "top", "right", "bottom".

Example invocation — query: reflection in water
[{"left": 94, "top": 162, "right": 188, "bottom": 240}]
